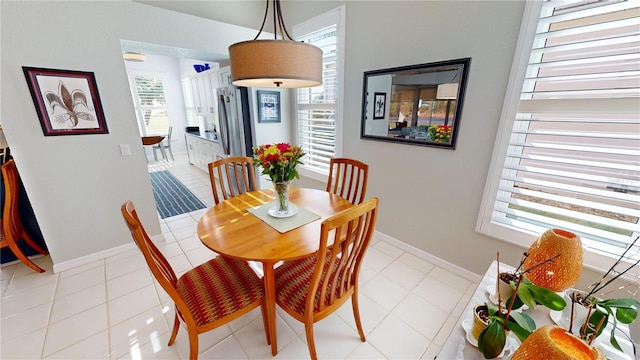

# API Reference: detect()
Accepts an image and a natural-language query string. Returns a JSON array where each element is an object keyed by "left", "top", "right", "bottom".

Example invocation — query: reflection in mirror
[{"left": 361, "top": 58, "right": 470, "bottom": 149}]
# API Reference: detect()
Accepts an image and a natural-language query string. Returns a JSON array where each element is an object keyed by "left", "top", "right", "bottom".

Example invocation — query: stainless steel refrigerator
[
  {"left": 216, "top": 85, "right": 254, "bottom": 158},
  {"left": 215, "top": 85, "right": 257, "bottom": 192}
]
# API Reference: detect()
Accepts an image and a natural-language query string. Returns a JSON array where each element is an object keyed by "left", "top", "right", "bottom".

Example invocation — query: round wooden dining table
[{"left": 197, "top": 187, "right": 353, "bottom": 356}]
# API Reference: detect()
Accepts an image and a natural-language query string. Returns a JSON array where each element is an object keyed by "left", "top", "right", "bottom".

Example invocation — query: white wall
[
  {"left": 0, "top": 1, "right": 259, "bottom": 270},
  {"left": 281, "top": 1, "right": 638, "bottom": 309},
  {"left": 281, "top": 0, "right": 529, "bottom": 275}
]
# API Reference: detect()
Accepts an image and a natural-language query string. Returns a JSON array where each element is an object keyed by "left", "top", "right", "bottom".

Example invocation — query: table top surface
[
  {"left": 141, "top": 135, "right": 165, "bottom": 146},
  {"left": 197, "top": 187, "right": 353, "bottom": 263},
  {"left": 437, "top": 260, "right": 634, "bottom": 359}
]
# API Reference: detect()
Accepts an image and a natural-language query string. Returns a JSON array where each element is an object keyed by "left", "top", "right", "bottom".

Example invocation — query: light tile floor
[{"left": 1, "top": 152, "right": 478, "bottom": 359}]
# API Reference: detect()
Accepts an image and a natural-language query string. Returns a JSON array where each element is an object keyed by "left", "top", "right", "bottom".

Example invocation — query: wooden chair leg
[
  {"left": 21, "top": 232, "right": 48, "bottom": 255},
  {"left": 6, "top": 238, "right": 45, "bottom": 273},
  {"left": 168, "top": 313, "right": 180, "bottom": 346},
  {"left": 352, "top": 291, "right": 366, "bottom": 341},
  {"left": 304, "top": 322, "right": 318, "bottom": 360},
  {"left": 188, "top": 327, "right": 199, "bottom": 360}
]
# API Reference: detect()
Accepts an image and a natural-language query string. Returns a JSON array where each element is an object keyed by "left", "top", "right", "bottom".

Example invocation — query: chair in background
[
  {"left": 1, "top": 160, "right": 49, "bottom": 273},
  {"left": 273, "top": 197, "right": 379, "bottom": 360},
  {"left": 153, "top": 126, "right": 174, "bottom": 161},
  {"left": 326, "top": 158, "right": 369, "bottom": 205},
  {"left": 121, "top": 200, "right": 269, "bottom": 359},
  {"left": 208, "top": 156, "right": 257, "bottom": 205}
]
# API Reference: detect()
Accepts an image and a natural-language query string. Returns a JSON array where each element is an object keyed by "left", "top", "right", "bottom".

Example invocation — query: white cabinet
[
  {"left": 190, "top": 71, "right": 217, "bottom": 116},
  {"left": 218, "top": 66, "right": 232, "bottom": 87},
  {"left": 185, "top": 134, "right": 220, "bottom": 173}
]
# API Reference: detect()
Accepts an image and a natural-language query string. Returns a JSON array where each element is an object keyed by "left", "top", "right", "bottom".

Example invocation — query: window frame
[
  {"left": 293, "top": 6, "right": 346, "bottom": 182},
  {"left": 128, "top": 71, "right": 171, "bottom": 136},
  {"left": 476, "top": 0, "right": 640, "bottom": 276}
]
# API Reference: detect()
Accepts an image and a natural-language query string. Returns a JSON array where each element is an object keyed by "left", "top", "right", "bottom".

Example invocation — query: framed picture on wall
[
  {"left": 373, "top": 92, "right": 386, "bottom": 119},
  {"left": 22, "top": 67, "right": 108, "bottom": 136},
  {"left": 257, "top": 90, "right": 281, "bottom": 123}
]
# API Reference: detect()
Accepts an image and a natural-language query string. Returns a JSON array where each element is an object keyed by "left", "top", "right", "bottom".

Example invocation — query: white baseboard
[
  {"left": 51, "top": 234, "right": 165, "bottom": 273},
  {"left": 374, "top": 230, "right": 482, "bottom": 283}
]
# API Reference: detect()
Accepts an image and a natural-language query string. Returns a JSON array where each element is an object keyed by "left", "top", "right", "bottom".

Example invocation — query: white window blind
[
  {"left": 479, "top": 0, "right": 640, "bottom": 267},
  {"left": 181, "top": 77, "right": 199, "bottom": 127},
  {"left": 294, "top": 7, "right": 344, "bottom": 176},
  {"left": 130, "top": 74, "right": 170, "bottom": 136}
]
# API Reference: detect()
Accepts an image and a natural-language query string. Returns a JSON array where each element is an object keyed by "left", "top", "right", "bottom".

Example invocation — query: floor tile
[
  {"left": 42, "top": 304, "right": 108, "bottom": 357},
  {"left": 360, "top": 273, "right": 409, "bottom": 311},
  {"left": 44, "top": 330, "right": 110, "bottom": 359},
  {"left": 366, "top": 314, "right": 429, "bottom": 359},
  {"left": 50, "top": 282, "right": 106, "bottom": 323},
  {"left": 107, "top": 285, "right": 160, "bottom": 326},
  {"left": 393, "top": 293, "right": 449, "bottom": 340}
]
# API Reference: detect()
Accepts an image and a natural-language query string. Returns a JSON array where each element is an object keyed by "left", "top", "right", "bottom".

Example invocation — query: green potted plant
[
  {"left": 561, "top": 236, "right": 640, "bottom": 353},
  {"left": 475, "top": 253, "right": 567, "bottom": 359}
]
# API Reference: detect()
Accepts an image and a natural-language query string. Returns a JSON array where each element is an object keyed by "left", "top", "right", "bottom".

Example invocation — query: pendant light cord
[{"left": 252, "top": 0, "right": 295, "bottom": 41}]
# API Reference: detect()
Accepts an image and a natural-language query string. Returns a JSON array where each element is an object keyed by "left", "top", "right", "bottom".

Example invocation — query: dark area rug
[{"left": 149, "top": 170, "right": 206, "bottom": 219}]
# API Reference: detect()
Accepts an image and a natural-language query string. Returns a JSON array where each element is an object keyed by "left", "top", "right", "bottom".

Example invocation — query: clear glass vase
[{"left": 273, "top": 181, "right": 290, "bottom": 215}]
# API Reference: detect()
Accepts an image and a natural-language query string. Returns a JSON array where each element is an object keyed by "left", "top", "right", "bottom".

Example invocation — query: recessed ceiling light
[{"left": 123, "top": 52, "right": 147, "bottom": 62}]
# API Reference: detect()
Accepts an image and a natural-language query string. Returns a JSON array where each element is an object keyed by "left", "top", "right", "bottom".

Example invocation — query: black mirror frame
[{"left": 360, "top": 58, "right": 471, "bottom": 149}]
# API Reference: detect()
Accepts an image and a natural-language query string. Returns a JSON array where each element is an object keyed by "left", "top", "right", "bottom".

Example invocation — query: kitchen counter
[
  {"left": 185, "top": 132, "right": 221, "bottom": 172},
  {"left": 186, "top": 131, "right": 218, "bottom": 142}
]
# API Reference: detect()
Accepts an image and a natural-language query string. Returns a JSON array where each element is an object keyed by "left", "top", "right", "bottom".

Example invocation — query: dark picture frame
[
  {"left": 361, "top": 58, "right": 471, "bottom": 150},
  {"left": 22, "top": 67, "right": 108, "bottom": 136},
  {"left": 373, "top": 92, "right": 386, "bottom": 119},
  {"left": 257, "top": 90, "right": 281, "bottom": 123}
]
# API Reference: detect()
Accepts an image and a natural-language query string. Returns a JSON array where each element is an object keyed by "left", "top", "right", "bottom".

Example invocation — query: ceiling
[
  {"left": 123, "top": 1, "right": 266, "bottom": 61},
  {"left": 120, "top": 39, "right": 228, "bottom": 63}
]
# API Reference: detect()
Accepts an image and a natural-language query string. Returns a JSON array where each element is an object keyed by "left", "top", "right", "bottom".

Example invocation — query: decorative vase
[
  {"left": 273, "top": 181, "right": 290, "bottom": 215},
  {"left": 523, "top": 228, "right": 583, "bottom": 292},
  {"left": 511, "top": 325, "right": 605, "bottom": 360}
]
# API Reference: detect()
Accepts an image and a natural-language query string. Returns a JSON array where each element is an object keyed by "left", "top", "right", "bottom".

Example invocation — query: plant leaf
[
  {"left": 505, "top": 293, "right": 524, "bottom": 310},
  {"left": 508, "top": 311, "right": 536, "bottom": 332},
  {"left": 526, "top": 285, "right": 566, "bottom": 310},
  {"left": 505, "top": 318, "right": 532, "bottom": 342},
  {"left": 516, "top": 284, "right": 536, "bottom": 309},
  {"left": 478, "top": 320, "right": 506, "bottom": 359},
  {"left": 609, "top": 327, "right": 622, "bottom": 352},
  {"left": 614, "top": 307, "right": 638, "bottom": 324}
]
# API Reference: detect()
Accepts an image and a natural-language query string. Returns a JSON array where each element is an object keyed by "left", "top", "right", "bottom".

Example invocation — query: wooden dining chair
[
  {"left": 153, "top": 126, "right": 174, "bottom": 161},
  {"left": 208, "top": 156, "right": 257, "bottom": 205},
  {"left": 326, "top": 158, "right": 369, "bottom": 205},
  {"left": 273, "top": 197, "right": 379, "bottom": 360},
  {"left": 121, "top": 200, "right": 269, "bottom": 360},
  {"left": 1, "top": 159, "right": 48, "bottom": 273}
]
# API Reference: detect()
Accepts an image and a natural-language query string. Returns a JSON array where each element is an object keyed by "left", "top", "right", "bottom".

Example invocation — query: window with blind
[
  {"left": 478, "top": 0, "right": 640, "bottom": 269},
  {"left": 294, "top": 7, "right": 345, "bottom": 176},
  {"left": 129, "top": 74, "right": 170, "bottom": 136},
  {"left": 181, "top": 77, "right": 199, "bottom": 128}
]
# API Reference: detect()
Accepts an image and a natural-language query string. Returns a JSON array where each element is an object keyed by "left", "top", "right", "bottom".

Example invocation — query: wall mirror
[{"left": 361, "top": 58, "right": 470, "bottom": 149}]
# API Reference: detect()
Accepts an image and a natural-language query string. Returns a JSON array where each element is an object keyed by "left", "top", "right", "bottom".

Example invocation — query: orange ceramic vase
[
  {"left": 523, "top": 228, "right": 583, "bottom": 292},
  {"left": 511, "top": 325, "right": 605, "bottom": 360}
]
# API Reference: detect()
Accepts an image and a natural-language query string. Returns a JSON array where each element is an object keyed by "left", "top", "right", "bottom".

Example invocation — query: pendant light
[
  {"left": 436, "top": 69, "right": 459, "bottom": 99},
  {"left": 228, "top": 0, "right": 322, "bottom": 88}
]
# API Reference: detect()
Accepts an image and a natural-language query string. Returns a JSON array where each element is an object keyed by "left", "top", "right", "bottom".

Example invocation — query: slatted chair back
[
  {"left": 208, "top": 156, "right": 257, "bottom": 205},
  {"left": 326, "top": 158, "right": 369, "bottom": 205},
  {"left": 274, "top": 197, "right": 379, "bottom": 359},
  {"left": 1, "top": 159, "right": 48, "bottom": 273},
  {"left": 121, "top": 200, "right": 268, "bottom": 359}
]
